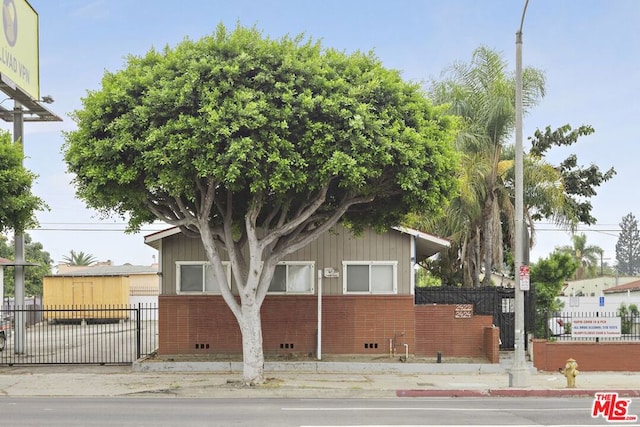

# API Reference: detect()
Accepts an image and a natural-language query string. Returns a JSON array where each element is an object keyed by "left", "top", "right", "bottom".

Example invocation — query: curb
[
  {"left": 133, "top": 360, "right": 511, "bottom": 374},
  {"left": 396, "top": 389, "right": 640, "bottom": 398}
]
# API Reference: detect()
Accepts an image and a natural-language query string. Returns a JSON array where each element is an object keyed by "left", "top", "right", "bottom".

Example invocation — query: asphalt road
[{"left": 1, "top": 397, "right": 636, "bottom": 426}]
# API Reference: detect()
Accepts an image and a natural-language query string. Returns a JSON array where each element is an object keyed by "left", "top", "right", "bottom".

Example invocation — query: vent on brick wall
[
  {"left": 364, "top": 343, "right": 378, "bottom": 349},
  {"left": 195, "top": 343, "right": 210, "bottom": 349},
  {"left": 280, "top": 343, "right": 295, "bottom": 349}
]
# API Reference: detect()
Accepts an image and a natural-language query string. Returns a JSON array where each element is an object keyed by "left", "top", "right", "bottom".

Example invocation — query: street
[{"left": 2, "top": 397, "right": 637, "bottom": 426}]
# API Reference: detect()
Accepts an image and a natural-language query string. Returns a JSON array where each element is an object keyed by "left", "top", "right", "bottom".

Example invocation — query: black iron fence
[
  {"left": 0, "top": 304, "right": 158, "bottom": 365},
  {"left": 543, "top": 311, "right": 640, "bottom": 341}
]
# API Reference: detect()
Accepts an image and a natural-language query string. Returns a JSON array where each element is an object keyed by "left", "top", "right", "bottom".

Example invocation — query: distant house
[
  {"left": 604, "top": 279, "right": 640, "bottom": 298},
  {"left": 562, "top": 276, "right": 639, "bottom": 297},
  {"left": 44, "top": 264, "right": 159, "bottom": 306},
  {"left": 144, "top": 224, "right": 501, "bottom": 361}
]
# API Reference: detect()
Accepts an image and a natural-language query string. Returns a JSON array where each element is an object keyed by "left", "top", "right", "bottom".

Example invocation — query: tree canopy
[
  {"left": 530, "top": 251, "right": 578, "bottom": 337},
  {"left": 423, "top": 46, "right": 546, "bottom": 286},
  {"left": 556, "top": 233, "right": 603, "bottom": 280},
  {"left": 61, "top": 250, "right": 97, "bottom": 266},
  {"left": 0, "top": 233, "right": 53, "bottom": 297},
  {"left": 415, "top": 47, "right": 615, "bottom": 287},
  {"left": 63, "top": 24, "right": 460, "bottom": 384},
  {"left": 615, "top": 212, "right": 640, "bottom": 275},
  {"left": 0, "top": 130, "right": 46, "bottom": 234},
  {"left": 528, "top": 124, "right": 616, "bottom": 226}
]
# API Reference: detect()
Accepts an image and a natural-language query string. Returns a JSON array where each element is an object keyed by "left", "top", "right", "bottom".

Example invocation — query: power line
[{"left": 28, "top": 228, "right": 166, "bottom": 232}]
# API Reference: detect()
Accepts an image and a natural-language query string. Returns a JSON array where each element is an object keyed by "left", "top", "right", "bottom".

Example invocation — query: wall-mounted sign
[
  {"left": 455, "top": 304, "right": 473, "bottom": 319},
  {"left": 571, "top": 317, "right": 621, "bottom": 338},
  {"left": 323, "top": 267, "right": 339, "bottom": 278}
]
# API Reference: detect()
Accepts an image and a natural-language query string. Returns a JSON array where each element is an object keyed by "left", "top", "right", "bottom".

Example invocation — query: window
[
  {"left": 268, "top": 262, "right": 315, "bottom": 294},
  {"left": 176, "top": 261, "right": 231, "bottom": 293},
  {"left": 342, "top": 261, "right": 397, "bottom": 294}
]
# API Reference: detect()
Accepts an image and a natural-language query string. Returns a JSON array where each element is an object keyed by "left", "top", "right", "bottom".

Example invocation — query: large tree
[
  {"left": 62, "top": 25, "right": 459, "bottom": 384},
  {"left": 427, "top": 46, "right": 545, "bottom": 286},
  {"left": 421, "top": 48, "right": 615, "bottom": 287},
  {"left": 615, "top": 212, "right": 640, "bottom": 275}
]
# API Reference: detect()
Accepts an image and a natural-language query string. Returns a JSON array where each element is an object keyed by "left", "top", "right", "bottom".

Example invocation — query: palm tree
[
  {"left": 556, "top": 234, "right": 602, "bottom": 280},
  {"left": 427, "top": 46, "right": 546, "bottom": 286},
  {"left": 62, "top": 250, "right": 97, "bottom": 266}
]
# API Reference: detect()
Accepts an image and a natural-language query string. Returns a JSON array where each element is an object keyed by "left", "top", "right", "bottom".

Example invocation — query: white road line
[
  {"left": 283, "top": 407, "right": 588, "bottom": 412},
  {"left": 299, "top": 425, "right": 627, "bottom": 427}
]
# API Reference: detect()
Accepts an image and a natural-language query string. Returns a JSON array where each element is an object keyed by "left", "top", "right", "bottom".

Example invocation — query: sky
[{"left": 2, "top": 0, "right": 638, "bottom": 268}]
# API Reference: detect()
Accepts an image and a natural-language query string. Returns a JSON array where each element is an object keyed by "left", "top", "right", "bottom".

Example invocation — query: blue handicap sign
[{"left": 599, "top": 296, "right": 605, "bottom": 307}]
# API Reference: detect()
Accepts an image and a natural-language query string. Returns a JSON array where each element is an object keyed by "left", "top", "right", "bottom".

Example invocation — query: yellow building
[{"left": 43, "top": 264, "right": 159, "bottom": 321}]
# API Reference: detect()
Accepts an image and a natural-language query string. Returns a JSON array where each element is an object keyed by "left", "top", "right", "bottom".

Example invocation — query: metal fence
[
  {"left": 544, "top": 311, "right": 640, "bottom": 342},
  {"left": 0, "top": 304, "right": 158, "bottom": 365}
]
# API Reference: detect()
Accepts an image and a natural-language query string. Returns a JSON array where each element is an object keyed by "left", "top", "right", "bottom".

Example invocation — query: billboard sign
[{"left": 1, "top": 0, "right": 39, "bottom": 100}]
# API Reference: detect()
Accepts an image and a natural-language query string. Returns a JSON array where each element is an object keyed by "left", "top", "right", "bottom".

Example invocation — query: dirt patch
[{"left": 143, "top": 352, "right": 489, "bottom": 365}]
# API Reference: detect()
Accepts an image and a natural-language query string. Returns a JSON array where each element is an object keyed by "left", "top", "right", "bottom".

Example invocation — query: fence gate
[{"left": 0, "top": 304, "right": 157, "bottom": 365}]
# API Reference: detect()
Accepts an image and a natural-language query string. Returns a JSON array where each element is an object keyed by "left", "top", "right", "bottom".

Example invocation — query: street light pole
[{"left": 510, "top": 0, "right": 531, "bottom": 388}]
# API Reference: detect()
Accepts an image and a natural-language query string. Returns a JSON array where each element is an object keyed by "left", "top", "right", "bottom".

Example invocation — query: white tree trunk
[{"left": 238, "top": 297, "right": 264, "bottom": 385}]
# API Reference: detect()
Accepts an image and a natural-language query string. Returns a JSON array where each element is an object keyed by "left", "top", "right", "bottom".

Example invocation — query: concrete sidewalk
[{"left": 1, "top": 362, "right": 639, "bottom": 398}]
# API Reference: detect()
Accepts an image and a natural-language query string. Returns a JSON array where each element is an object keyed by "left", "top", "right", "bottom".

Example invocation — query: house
[
  {"left": 145, "top": 224, "right": 501, "bottom": 361},
  {"left": 603, "top": 279, "right": 640, "bottom": 298},
  {"left": 561, "top": 276, "right": 638, "bottom": 297}
]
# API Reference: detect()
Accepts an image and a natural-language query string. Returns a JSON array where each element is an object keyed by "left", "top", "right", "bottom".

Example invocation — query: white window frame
[
  {"left": 176, "top": 261, "right": 231, "bottom": 294},
  {"left": 342, "top": 261, "right": 398, "bottom": 294},
  {"left": 268, "top": 261, "right": 315, "bottom": 294}
]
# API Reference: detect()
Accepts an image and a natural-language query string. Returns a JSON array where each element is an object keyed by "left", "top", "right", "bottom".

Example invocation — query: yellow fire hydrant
[{"left": 561, "top": 358, "right": 579, "bottom": 388}]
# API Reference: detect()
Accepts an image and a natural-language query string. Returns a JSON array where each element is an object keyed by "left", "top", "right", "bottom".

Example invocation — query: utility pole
[
  {"left": 510, "top": 0, "right": 531, "bottom": 388},
  {"left": 0, "top": 0, "right": 63, "bottom": 355},
  {"left": 13, "top": 102, "right": 25, "bottom": 354}
]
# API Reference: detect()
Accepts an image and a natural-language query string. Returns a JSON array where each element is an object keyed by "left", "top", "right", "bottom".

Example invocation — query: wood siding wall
[{"left": 159, "top": 224, "right": 412, "bottom": 296}]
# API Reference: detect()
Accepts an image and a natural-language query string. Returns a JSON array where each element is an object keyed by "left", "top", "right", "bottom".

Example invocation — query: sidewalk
[{"left": 1, "top": 361, "right": 639, "bottom": 398}]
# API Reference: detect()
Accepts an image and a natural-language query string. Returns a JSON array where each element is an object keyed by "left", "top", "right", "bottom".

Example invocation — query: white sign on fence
[{"left": 571, "top": 317, "right": 622, "bottom": 338}]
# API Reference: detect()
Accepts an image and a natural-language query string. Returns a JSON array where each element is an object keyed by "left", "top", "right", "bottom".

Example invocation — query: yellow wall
[{"left": 43, "top": 276, "right": 130, "bottom": 320}]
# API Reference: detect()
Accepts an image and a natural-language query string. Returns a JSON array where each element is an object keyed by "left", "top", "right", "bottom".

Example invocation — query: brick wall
[
  {"left": 321, "top": 295, "right": 415, "bottom": 355},
  {"left": 158, "top": 296, "right": 497, "bottom": 360},
  {"left": 158, "top": 295, "right": 241, "bottom": 354},
  {"left": 532, "top": 339, "right": 640, "bottom": 371},
  {"left": 414, "top": 305, "right": 495, "bottom": 360},
  {"left": 484, "top": 326, "right": 500, "bottom": 363},
  {"left": 159, "top": 295, "right": 415, "bottom": 356}
]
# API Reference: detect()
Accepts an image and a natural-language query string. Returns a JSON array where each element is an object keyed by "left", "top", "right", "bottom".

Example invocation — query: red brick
[{"left": 532, "top": 339, "right": 640, "bottom": 371}]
